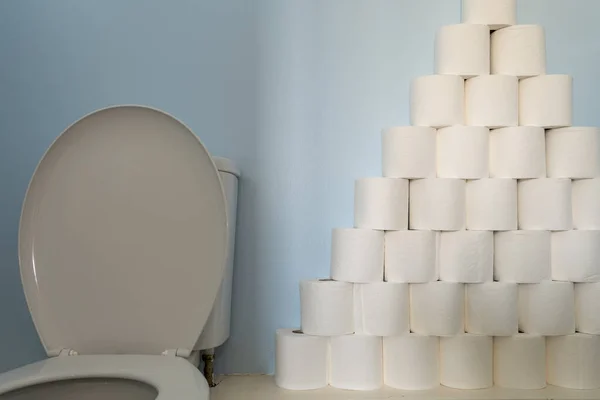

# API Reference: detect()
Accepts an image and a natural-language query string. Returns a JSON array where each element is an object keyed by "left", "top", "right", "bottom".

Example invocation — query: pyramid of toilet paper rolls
[{"left": 275, "top": 0, "right": 600, "bottom": 392}]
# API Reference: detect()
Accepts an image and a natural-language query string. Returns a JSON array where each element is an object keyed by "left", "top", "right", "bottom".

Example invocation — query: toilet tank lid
[
  {"left": 18, "top": 105, "right": 228, "bottom": 356},
  {"left": 213, "top": 157, "right": 240, "bottom": 177}
]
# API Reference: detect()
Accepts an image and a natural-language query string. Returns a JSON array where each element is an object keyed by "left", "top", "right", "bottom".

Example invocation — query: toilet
[{"left": 0, "top": 105, "right": 239, "bottom": 399}]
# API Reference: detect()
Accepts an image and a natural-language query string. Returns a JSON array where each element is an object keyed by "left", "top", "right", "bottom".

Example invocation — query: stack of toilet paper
[{"left": 275, "top": 0, "right": 600, "bottom": 392}]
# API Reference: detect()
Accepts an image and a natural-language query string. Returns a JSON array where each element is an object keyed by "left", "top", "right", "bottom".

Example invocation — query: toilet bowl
[
  {"left": 0, "top": 105, "right": 237, "bottom": 400},
  {"left": 0, "top": 356, "right": 207, "bottom": 400}
]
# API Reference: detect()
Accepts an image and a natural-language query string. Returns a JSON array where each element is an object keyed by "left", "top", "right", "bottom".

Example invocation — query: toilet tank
[{"left": 194, "top": 157, "right": 240, "bottom": 350}]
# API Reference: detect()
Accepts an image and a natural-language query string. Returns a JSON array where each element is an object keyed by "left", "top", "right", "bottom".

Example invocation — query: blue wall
[{"left": 0, "top": 0, "right": 598, "bottom": 374}]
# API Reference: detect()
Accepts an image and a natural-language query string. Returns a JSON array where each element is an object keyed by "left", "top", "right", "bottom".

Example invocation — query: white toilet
[{"left": 0, "top": 105, "right": 239, "bottom": 399}]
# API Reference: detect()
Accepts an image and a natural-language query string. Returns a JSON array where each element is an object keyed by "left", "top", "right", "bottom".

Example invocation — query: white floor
[{"left": 211, "top": 375, "right": 600, "bottom": 400}]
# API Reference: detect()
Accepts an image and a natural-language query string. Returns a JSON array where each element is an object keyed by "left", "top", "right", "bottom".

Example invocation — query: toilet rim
[{"left": 0, "top": 355, "right": 209, "bottom": 400}]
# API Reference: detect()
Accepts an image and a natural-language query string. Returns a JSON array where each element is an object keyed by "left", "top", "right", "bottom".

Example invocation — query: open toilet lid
[{"left": 18, "top": 105, "right": 228, "bottom": 356}]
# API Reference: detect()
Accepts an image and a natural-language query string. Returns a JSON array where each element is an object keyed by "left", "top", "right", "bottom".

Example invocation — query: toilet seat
[
  {"left": 18, "top": 105, "right": 228, "bottom": 356},
  {"left": 0, "top": 355, "right": 208, "bottom": 399}
]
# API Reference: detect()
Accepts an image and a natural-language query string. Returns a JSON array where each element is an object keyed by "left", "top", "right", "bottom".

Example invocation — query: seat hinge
[
  {"left": 48, "top": 348, "right": 78, "bottom": 357},
  {"left": 161, "top": 348, "right": 192, "bottom": 358}
]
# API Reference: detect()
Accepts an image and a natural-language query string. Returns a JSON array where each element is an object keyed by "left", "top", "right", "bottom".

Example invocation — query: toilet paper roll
[
  {"left": 410, "top": 75, "right": 465, "bottom": 128},
  {"left": 466, "top": 179, "right": 517, "bottom": 231},
  {"left": 491, "top": 25, "right": 546, "bottom": 77},
  {"left": 382, "top": 127, "right": 436, "bottom": 179},
  {"left": 410, "top": 282, "right": 464, "bottom": 336},
  {"left": 354, "top": 178, "right": 408, "bottom": 231},
  {"left": 494, "top": 231, "right": 551, "bottom": 283},
  {"left": 489, "top": 127, "right": 546, "bottom": 178},
  {"left": 546, "top": 127, "right": 600, "bottom": 178},
  {"left": 517, "top": 178, "right": 572, "bottom": 231},
  {"left": 465, "top": 282, "right": 518, "bottom": 336},
  {"left": 573, "top": 178, "right": 600, "bottom": 229},
  {"left": 300, "top": 280, "right": 353, "bottom": 336},
  {"left": 440, "top": 335, "right": 493, "bottom": 389},
  {"left": 519, "top": 75, "right": 573, "bottom": 128},
  {"left": 384, "top": 230, "right": 438, "bottom": 283},
  {"left": 435, "top": 24, "right": 490, "bottom": 78},
  {"left": 493, "top": 335, "right": 546, "bottom": 389},
  {"left": 354, "top": 282, "right": 409, "bottom": 336},
  {"left": 547, "top": 334, "right": 600, "bottom": 389},
  {"left": 329, "top": 335, "right": 383, "bottom": 391},
  {"left": 551, "top": 230, "right": 600, "bottom": 282},
  {"left": 330, "top": 228, "right": 384, "bottom": 283},
  {"left": 465, "top": 75, "right": 518, "bottom": 128},
  {"left": 436, "top": 126, "right": 489, "bottom": 179},
  {"left": 575, "top": 282, "right": 600, "bottom": 334},
  {"left": 275, "top": 329, "right": 329, "bottom": 390},
  {"left": 383, "top": 334, "right": 439, "bottom": 390},
  {"left": 462, "top": 0, "right": 516, "bottom": 30},
  {"left": 409, "top": 179, "right": 466, "bottom": 231},
  {"left": 518, "top": 281, "right": 575, "bottom": 335},
  {"left": 439, "top": 231, "right": 493, "bottom": 283},
  {"left": 576, "top": 283, "right": 600, "bottom": 335}
]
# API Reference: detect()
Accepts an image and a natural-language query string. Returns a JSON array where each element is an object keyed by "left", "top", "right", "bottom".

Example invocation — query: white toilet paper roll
[
  {"left": 547, "top": 334, "right": 600, "bottom": 389},
  {"left": 329, "top": 335, "right": 383, "bottom": 391},
  {"left": 275, "top": 329, "right": 329, "bottom": 390},
  {"left": 436, "top": 126, "right": 489, "bottom": 179},
  {"left": 575, "top": 282, "right": 600, "bottom": 334},
  {"left": 354, "top": 178, "right": 408, "bottom": 231},
  {"left": 546, "top": 127, "right": 600, "bottom": 178},
  {"left": 494, "top": 231, "right": 551, "bottom": 283},
  {"left": 489, "top": 127, "right": 546, "bottom": 178},
  {"left": 466, "top": 179, "right": 517, "bottom": 231},
  {"left": 383, "top": 334, "right": 439, "bottom": 390},
  {"left": 465, "top": 282, "right": 518, "bottom": 336},
  {"left": 493, "top": 335, "right": 546, "bottom": 389},
  {"left": 461, "top": 0, "right": 516, "bottom": 30},
  {"left": 517, "top": 178, "right": 572, "bottom": 231},
  {"left": 573, "top": 178, "right": 600, "bottom": 229},
  {"left": 384, "top": 231, "right": 437, "bottom": 283},
  {"left": 300, "top": 280, "right": 353, "bottom": 336},
  {"left": 440, "top": 335, "right": 493, "bottom": 389},
  {"left": 435, "top": 24, "right": 490, "bottom": 78},
  {"left": 439, "top": 231, "right": 493, "bottom": 283},
  {"left": 518, "top": 281, "right": 575, "bottom": 336},
  {"left": 354, "top": 282, "right": 409, "bottom": 336},
  {"left": 465, "top": 75, "right": 518, "bottom": 128},
  {"left": 382, "top": 127, "right": 436, "bottom": 179},
  {"left": 409, "top": 179, "right": 466, "bottom": 231},
  {"left": 519, "top": 75, "right": 572, "bottom": 128},
  {"left": 330, "top": 228, "right": 384, "bottom": 283},
  {"left": 491, "top": 25, "right": 546, "bottom": 78},
  {"left": 552, "top": 230, "right": 600, "bottom": 282},
  {"left": 410, "top": 75, "right": 465, "bottom": 128},
  {"left": 410, "top": 282, "right": 464, "bottom": 336}
]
